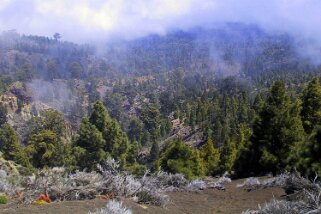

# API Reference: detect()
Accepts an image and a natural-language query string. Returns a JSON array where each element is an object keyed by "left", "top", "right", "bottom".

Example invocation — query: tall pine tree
[
  {"left": 76, "top": 101, "right": 129, "bottom": 169},
  {"left": 0, "top": 124, "right": 29, "bottom": 167},
  {"left": 301, "top": 77, "right": 321, "bottom": 133},
  {"left": 250, "top": 81, "right": 304, "bottom": 174},
  {"left": 199, "top": 137, "right": 220, "bottom": 176},
  {"left": 74, "top": 118, "right": 107, "bottom": 170}
]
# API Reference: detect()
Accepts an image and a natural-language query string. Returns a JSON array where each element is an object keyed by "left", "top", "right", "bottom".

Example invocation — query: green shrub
[
  {"left": 156, "top": 139, "right": 204, "bottom": 180},
  {"left": 126, "top": 163, "right": 147, "bottom": 177},
  {"left": 0, "top": 195, "right": 8, "bottom": 204}
]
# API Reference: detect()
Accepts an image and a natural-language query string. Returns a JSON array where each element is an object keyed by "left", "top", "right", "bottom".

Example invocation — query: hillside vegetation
[{"left": 0, "top": 23, "right": 321, "bottom": 213}]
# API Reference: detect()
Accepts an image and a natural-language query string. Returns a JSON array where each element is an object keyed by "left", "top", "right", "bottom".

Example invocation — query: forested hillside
[{"left": 0, "top": 23, "right": 320, "bottom": 179}]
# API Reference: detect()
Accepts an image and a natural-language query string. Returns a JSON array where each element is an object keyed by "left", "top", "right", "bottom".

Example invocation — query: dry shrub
[
  {"left": 88, "top": 199, "right": 132, "bottom": 214},
  {"left": 19, "top": 168, "right": 106, "bottom": 203},
  {"left": 207, "top": 176, "right": 232, "bottom": 190},
  {"left": 242, "top": 172, "right": 321, "bottom": 213},
  {"left": 3, "top": 159, "right": 230, "bottom": 207},
  {"left": 0, "top": 178, "right": 15, "bottom": 196},
  {"left": 237, "top": 177, "right": 261, "bottom": 191},
  {"left": 185, "top": 179, "right": 207, "bottom": 191},
  {"left": 0, "top": 170, "right": 29, "bottom": 197},
  {"left": 242, "top": 199, "right": 309, "bottom": 214}
]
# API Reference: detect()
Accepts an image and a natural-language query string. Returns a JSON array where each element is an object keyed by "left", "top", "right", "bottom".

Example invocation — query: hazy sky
[{"left": 0, "top": 0, "right": 320, "bottom": 43}]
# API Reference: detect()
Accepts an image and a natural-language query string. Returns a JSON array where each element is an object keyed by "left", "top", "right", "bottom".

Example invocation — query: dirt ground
[{"left": 0, "top": 179, "right": 285, "bottom": 214}]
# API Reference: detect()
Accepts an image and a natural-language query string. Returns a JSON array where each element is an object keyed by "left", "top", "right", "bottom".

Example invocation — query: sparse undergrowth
[
  {"left": 88, "top": 199, "right": 132, "bottom": 214},
  {"left": 0, "top": 159, "right": 230, "bottom": 207},
  {"left": 240, "top": 172, "right": 321, "bottom": 214}
]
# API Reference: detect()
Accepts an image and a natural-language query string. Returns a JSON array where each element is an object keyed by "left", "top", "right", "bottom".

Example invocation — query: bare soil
[{"left": 0, "top": 178, "right": 285, "bottom": 214}]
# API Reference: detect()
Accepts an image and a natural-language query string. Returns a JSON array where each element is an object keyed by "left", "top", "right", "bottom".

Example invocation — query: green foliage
[
  {"left": 75, "top": 101, "right": 129, "bottom": 170},
  {"left": 27, "top": 129, "right": 68, "bottom": 168},
  {"left": 253, "top": 92, "right": 265, "bottom": 113},
  {"left": 128, "top": 119, "right": 144, "bottom": 144},
  {"left": 0, "top": 195, "right": 8, "bottom": 204},
  {"left": 292, "top": 126, "right": 321, "bottom": 177},
  {"left": 159, "top": 91, "right": 175, "bottom": 115},
  {"left": 104, "top": 92, "right": 125, "bottom": 122},
  {"left": 27, "top": 109, "right": 66, "bottom": 137},
  {"left": 89, "top": 101, "right": 112, "bottom": 132},
  {"left": 219, "top": 137, "right": 237, "bottom": 172},
  {"left": 199, "top": 138, "right": 220, "bottom": 176},
  {"left": 149, "top": 141, "right": 159, "bottom": 162},
  {"left": 301, "top": 77, "right": 321, "bottom": 133},
  {"left": 126, "top": 141, "right": 140, "bottom": 164},
  {"left": 126, "top": 163, "right": 147, "bottom": 177},
  {"left": 236, "top": 124, "right": 253, "bottom": 153},
  {"left": 156, "top": 140, "right": 204, "bottom": 180},
  {"left": 141, "top": 103, "right": 161, "bottom": 142},
  {"left": 2, "top": 31, "right": 321, "bottom": 178},
  {"left": 0, "top": 124, "right": 30, "bottom": 167},
  {"left": 250, "top": 81, "right": 304, "bottom": 175},
  {"left": 102, "top": 120, "right": 129, "bottom": 161},
  {"left": 160, "top": 118, "right": 172, "bottom": 137},
  {"left": 234, "top": 124, "right": 253, "bottom": 176},
  {"left": 22, "top": 109, "right": 73, "bottom": 169},
  {"left": 74, "top": 118, "right": 107, "bottom": 170}
]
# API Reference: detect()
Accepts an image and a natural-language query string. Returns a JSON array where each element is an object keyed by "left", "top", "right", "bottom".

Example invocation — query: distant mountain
[
  {"left": 0, "top": 23, "right": 317, "bottom": 85},
  {"left": 104, "top": 23, "right": 314, "bottom": 78}
]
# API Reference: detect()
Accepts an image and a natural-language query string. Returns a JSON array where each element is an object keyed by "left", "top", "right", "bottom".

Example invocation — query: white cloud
[
  {"left": 0, "top": 0, "right": 320, "bottom": 43},
  {"left": 0, "top": 0, "right": 11, "bottom": 10}
]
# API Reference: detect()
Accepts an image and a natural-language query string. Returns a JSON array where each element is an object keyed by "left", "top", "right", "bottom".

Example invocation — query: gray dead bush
[
  {"left": 88, "top": 199, "right": 132, "bottom": 214},
  {"left": 237, "top": 177, "right": 261, "bottom": 191},
  {"left": 207, "top": 176, "right": 232, "bottom": 190},
  {"left": 19, "top": 167, "right": 107, "bottom": 203},
  {"left": 4, "top": 159, "right": 230, "bottom": 206},
  {"left": 0, "top": 178, "right": 15, "bottom": 196},
  {"left": 242, "top": 199, "right": 310, "bottom": 214},
  {"left": 242, "top": 172, "right": 321, "bottom": 214}
]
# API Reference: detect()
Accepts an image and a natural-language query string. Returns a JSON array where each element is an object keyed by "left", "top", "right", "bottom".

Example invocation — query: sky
[{"left": 0, "top": 0, "right": 321, "bottom": 43}]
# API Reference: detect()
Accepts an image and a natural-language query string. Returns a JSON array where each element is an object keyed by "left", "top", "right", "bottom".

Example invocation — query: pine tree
[
  {"left": 292, "top": 126, "right": 321, "bottom": 177},
  {"left": 86, "top": 101, "right": 129, "bottom": 167},
  {"left": 89, "top": 101, "right": 111, "bottom": 132},
  {"left": 301, "top": 77, "right": 321, "bottom": 133},
  {"left": 250, "top": 81, "right": 304, "bottom": 174},
  {"left": 74, "top": 118, "right": 107, "bottom": 170},
  {"left": 253, "top": 92, "right": 265, "bottom": 113},
  {"left": 27, "top": 129, "right": 64, "bottom": 168},
  {"left": 103, "top": 120, "right": 129, "bottom": 161},
  {"left": 199, "top": 138, "right": 220, "bottom": 176},
  {"left": 149, "top": 141, "right": 160, "bottom": 162},
  {"left": 234, "top": 124, "right": 253, "bottom": 176},
  {"left": 141, "top": 103, "right": 161, "bottom": 141},
  {"left": 219, "top": 137, "right": 237, "bottom": 172},
  {"left": 0, "top": 124, "right": 29, "bottom": 167},
  {"left": 27, "top": 109, "right": 66, "bottom": 138},
  {"left": 128, "top": 119, "right": 144, "bottom": 143},
  {"left": 126, "top": 141, "right": 140, "bottom": 164}
]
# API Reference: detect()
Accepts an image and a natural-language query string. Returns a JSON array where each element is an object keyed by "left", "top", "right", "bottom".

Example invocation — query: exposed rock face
[
  {"left": 0, "top": 89, "right": 50, "bottom": 139},
  {"left": 165, "top": 117, "right": 204, "bottom": 148},
  {"left": 0, "top": 80, "right": 89, "bottom": 140}
]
